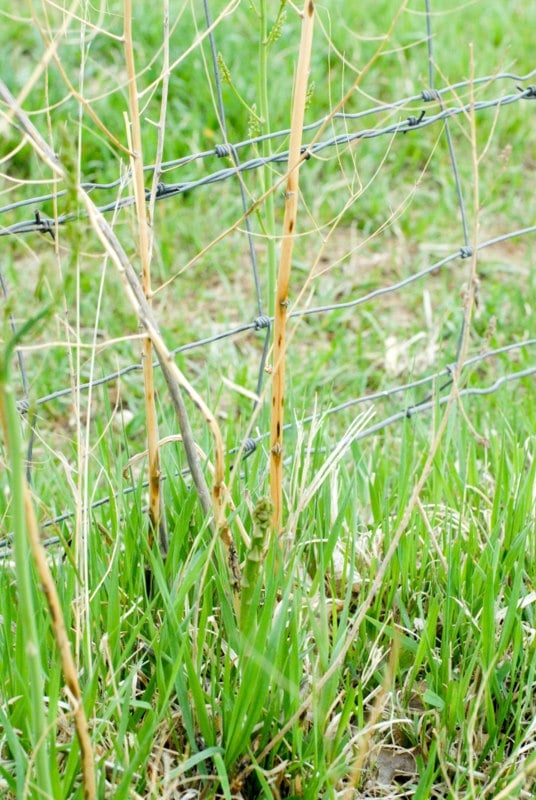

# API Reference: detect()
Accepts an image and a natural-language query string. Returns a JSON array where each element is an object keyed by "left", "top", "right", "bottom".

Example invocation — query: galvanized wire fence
[{"left": 0, "top": 1, "right": 535, "bottom": 550}]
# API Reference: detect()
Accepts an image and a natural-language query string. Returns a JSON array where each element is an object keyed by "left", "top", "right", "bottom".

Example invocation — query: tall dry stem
[
  {"left": 0, "top": 334, "right": 96, "bottom": 799},
  {"left": 24, "top": 480, "right": 97, "bottom": 799},
  {"left": 270, "top": 0, "right": 315, "bottom": 534},
  {"left": 123, "top": 0, "right": 166, "bottom": 552},
  {"left": 0, "top": 76, "right": 240, "bottom": 590},
  {"left": 237, "top": 44, "right": 483, "bottom": 780}
]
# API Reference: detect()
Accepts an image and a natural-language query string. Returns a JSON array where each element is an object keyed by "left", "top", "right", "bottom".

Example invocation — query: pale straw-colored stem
[
  {"left": 270, "top": 0, "right": 315, "bottom": 534},
  {"left": 0, "top": 357, "right": 95, "bottom": 799},
  {"left": 236, "top": 42, "right": 483, "bottom": 780},
  {"left": 24, "top": 481, "right": 97, "bottom": 800},
  {"left": 123, "top": 0, "right": 166, "bottom": 552},
  {"left": 0, "top": 78, "right": 233, "bottom": 560}
]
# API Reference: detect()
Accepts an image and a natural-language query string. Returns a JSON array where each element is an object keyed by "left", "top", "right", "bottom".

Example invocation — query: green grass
[
  {"left": 0, "top": 0, "right": 535, "bottom": 798},
  {"left": 4, "top": 409, "right": 534, "bottom": 798}
]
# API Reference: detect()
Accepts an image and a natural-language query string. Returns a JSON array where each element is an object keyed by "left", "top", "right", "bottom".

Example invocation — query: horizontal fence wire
[
  {"left": 1, "top": 75, "right": 536, "bottom": 235},
  {"left": 0, "top": 42, "right": 535, "bottom": 554},
  {"left": 0, "top": 351, "right": 534, "bottom": 559},
  {"left": 11, "top": 224, "right": 536, "bottom": 416}
]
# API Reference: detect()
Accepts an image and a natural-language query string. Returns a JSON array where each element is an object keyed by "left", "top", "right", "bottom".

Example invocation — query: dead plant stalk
[
  {"left": 236, "top": 45, "right": 483, "bottom": 783},
  {"left": 123, "top": 0, "right": 166, "bottom": 551},
  {"left": 0, "top": 377, "right": 96, "bottom": 799},
  {"left": 270, "top": 0, "right": 315, "bottom": 534},
  {"left": 24, "top": 483, "right": 97, "bottom": 800},
  {"left": 0, "top": 79, "right": 237, "bottom": 576}
]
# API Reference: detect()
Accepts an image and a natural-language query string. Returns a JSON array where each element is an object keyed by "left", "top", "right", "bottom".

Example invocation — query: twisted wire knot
[
  {"left": 421, "top": 89, "right": 439, "bottom": 102},
  {"left": 407, "top": 110, "right": 425, "bottom": 127},
  {"left": 215, "top": 143, "right": 232, "bottom": 158},
  {"left": 34, "top": 210, "right": 55, "bottom": 239},
  {"left": 17, "top": 399, "right": 30, "bottom": 414},
  {"left": 242, "top": 438, "right": 257, "bottom": 459},
  {"left": 253, "top": 314, "right": 270, "bottom": 331},
  {"left": 517, "top": 84, "right": 536, "bottom": 99}
]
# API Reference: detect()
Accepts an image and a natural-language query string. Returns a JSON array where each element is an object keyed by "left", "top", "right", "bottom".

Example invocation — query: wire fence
[
  {"left": 2, "top": 79, "right": 536, "bottom": 235},
  {"left": 0, "top": 1, "right": 535, "bottom": 551}
]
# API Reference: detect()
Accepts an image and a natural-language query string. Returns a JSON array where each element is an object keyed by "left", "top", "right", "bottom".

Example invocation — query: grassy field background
[{"left": 0, "top": 1, "right": 535, "bottom": 798}]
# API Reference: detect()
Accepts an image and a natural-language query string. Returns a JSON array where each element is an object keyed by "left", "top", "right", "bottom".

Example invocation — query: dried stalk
[
  {"left": 269, "top": 0, "right": 315, "bottom": 534},
  {"left": 0, "top": 353, "right": 96, "bottom": 800},
  {"left": 0, "top": 79, "right": 236, "bottom": 571},
  {"left": 123, "top": 0, "right": 166, "bottom": 553},
  {"left": 147, "top": 0, "right": 170, "bottom": 232},
  {"left": 343, "top": 635, "right": 400, "bottom": 797},
  {"left": 24, "top": 482, "right": 96, "bottom": 800},
  {"left": 236, "top": 49, "right": 484, "bottom": 781}
]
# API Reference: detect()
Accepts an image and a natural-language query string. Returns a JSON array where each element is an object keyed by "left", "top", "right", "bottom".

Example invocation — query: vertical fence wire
[
  {"left": 425, "top": 0, "right": 473, "bottom": 367},
  {"left": 203, "top": 0, "right": 271, "bottom": 429}
]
